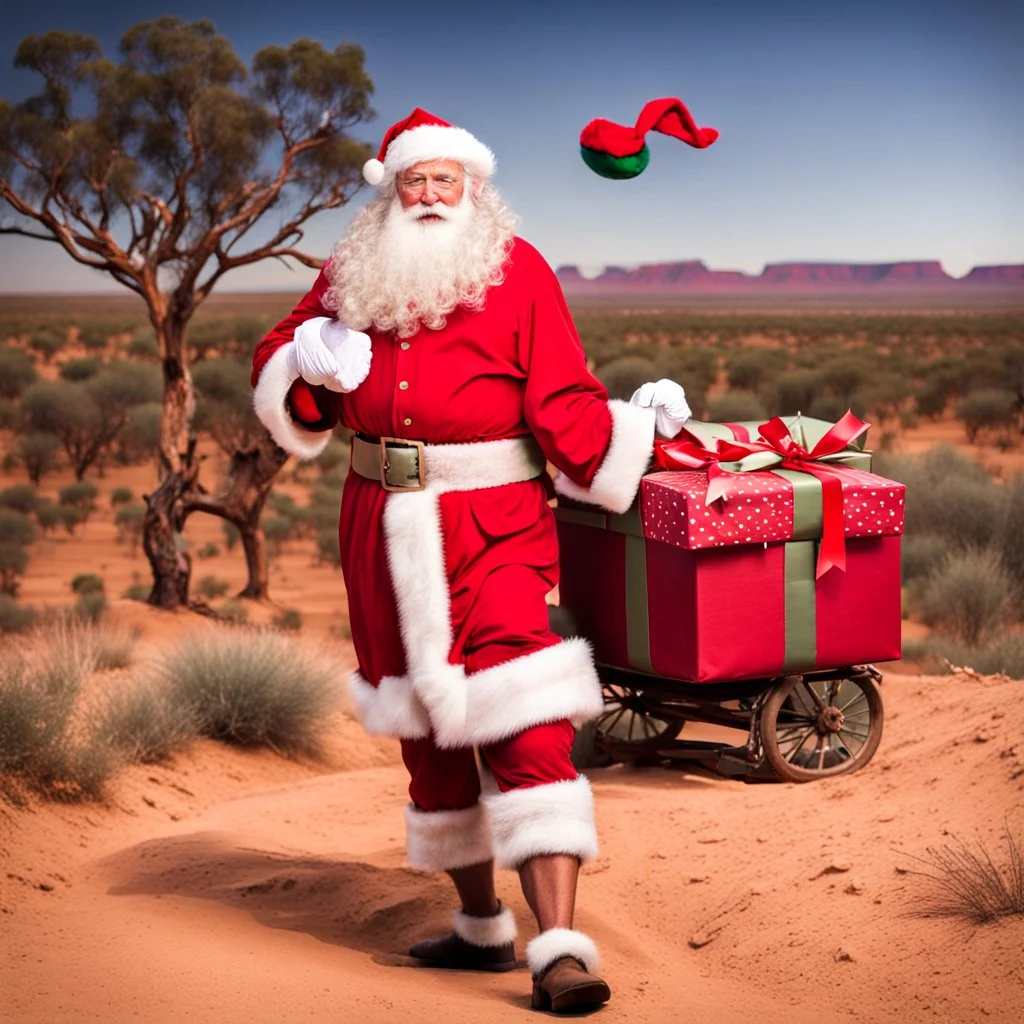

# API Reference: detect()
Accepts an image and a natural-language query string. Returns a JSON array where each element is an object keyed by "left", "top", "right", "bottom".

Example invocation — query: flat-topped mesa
[
  {"left": 759, "top": 261, "right": 952, "bottom": 284},
  {"left": 962, "top": 264, "right": 1024, "bottom": 283}
]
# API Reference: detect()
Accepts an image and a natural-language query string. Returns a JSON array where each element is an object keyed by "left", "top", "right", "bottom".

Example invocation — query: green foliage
[
  {"left": 28, "top": 326, "right": 67, "bottom": 362},
  {"left": 59, "top": 356, "right": 103, "bottom": 381},
  {"left": 70, "top": 572, "right": 104, "bottom": 596},
  {"left": 0, "top": 594, "right": 36, "bottom": 633},
  {"left": 900, "top": 534, "right": 955, "bottom": 585},
  {"left": 0, "top": 543, "right": 30, "bottom": 596},
  {"left": 13, "top": 432, "right": 61, "bottom": 484},
  {"left": 217, "top": 598, "right": 249, "bottom": 624},
  {"left": 116, "top": 401, "right": 163, "bottom": 464},
  {"left": 73, "top": 591, "right": 108, "bottom": 623},
  {"left": 92, "top": 682, "right": 196, "bottom": 765},
  {"left": 34, "top": 499, "right": 62, "bottom": 534},
  {"left": 998, "top": 474, "right": 1024, "bottom": 613},
  {"left": 192, "top": 358, "right": 262, "bottom": 451},
  {"left": 315, "top": 526, "right": 341, "bottom": 566},
  {"left": 59, "top": 479, "right": 99, "bottom": 513},
  {"left": 0, "top": 508, "right": 37, "bottom": 546},
  {"left": 56, "top": 505, "right": 87, "bottom": 535},
  {"left": 0, "top": 348, "right": 37, "bottom": 398},
  {"left": 196, "top": 542, "right": 220, "bottom": 559},
  {"left": 706, "top": 390, "right": 768, "bottom": 423},
  {"left": 75, "top": 322, "right": 116, "bottom": 352},
  {"left": 764, "top": 369, "right": 825, "bottom": 417},
  {"left": 121, "top": 581, "right": 151, "bottom": 602},
  {"left": 913, "top": 634, "right": 1024, "bottom": 679},
  {"left": 956, "top": 388, "right": 1019, "bottom": 445},
  {"left": 125, "top": 332, "right": 159, "bottom": 360},
  {"left": 222, "top": 519, "right": 241, "bottom": 551},
  {"left": 915, "top": 549, "right": 1017, "bottom": 647},
  {"left": 0, "top": 397, "right": 18, "bottom": 430},
  {"left": 725, "top": 349, "right": 783, "bottom": 391},
  {"left": 110, "top": 486, "right": 135, "bottom": 507},
  {"left": 153, "top": 628, "right": 342, "bottom": 757},
  {"left": 0, "top": 484, "right": 38, "bottom": 515},
  {"left": 114, "top": 504, "right": 146, "bottom": 552},
  {"left": 314, "top": 436, "right": 350, "bottom": 476},
  {"left": 196, "top": 574, "right": 230, "bottom": 599},
  {"left": 596, "top": 355, "right": 658, "bottom": 401},
  {"left": 272, "top": 608, "right": 302, "bottom": 632}
]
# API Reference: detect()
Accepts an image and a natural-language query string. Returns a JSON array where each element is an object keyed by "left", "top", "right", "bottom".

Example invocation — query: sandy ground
[{"left": 2, "top": 646, "right": 1022, "bottom": 1024}]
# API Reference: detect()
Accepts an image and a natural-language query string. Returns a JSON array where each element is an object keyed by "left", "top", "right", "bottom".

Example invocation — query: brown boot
[
  {"left": 527, "top": 929, "right": 610, "bottom": 1014},
  {"left": 409, "top": 906, "right": 517, "bottom": 972}
]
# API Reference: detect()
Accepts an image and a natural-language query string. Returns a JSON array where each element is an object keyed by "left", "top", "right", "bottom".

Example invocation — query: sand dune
[{"left": 3, "top": 661, "right": 1023, "bottom": 1024}]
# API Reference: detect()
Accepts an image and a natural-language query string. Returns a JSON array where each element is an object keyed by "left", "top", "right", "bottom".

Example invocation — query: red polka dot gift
[{"left": 554, "top": 411, "right": 905, "bottom": 684}]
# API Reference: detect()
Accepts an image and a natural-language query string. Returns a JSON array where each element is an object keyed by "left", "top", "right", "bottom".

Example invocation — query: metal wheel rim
[{"left": 593, "top": 683, "right": 684, "bottom": 758}]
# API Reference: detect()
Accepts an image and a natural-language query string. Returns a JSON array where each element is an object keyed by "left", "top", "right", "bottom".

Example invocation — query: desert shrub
[
  {"left": 819, "top": 354, "right": 873, "bottom": 402},
  {"left": 596, "top": 356, "right": 658, "bottom": 401},
  {"left": 0, "top": 508, "right": 37, "bottom": 547},
  {"left": 999, "top": 475, "right": 1024, "bottom": 611},
  {"left": 121, "top": 581, "right": 150, "bottom": 602},
  {"left": 56, "top": 505, "right": 87, "bottom": 535},
  {"left": 13, "top": 432, "right": 62, "bottom": 484},
  {"left": 76, "top": 322, "right": 115, "bottom": 353},
  {"left": 725, "top": 349, "right": 783, "bottom": 391},
  {"left": 110, "top": 486, "right": 135, "bottom": 507},
  {"left": 900, "top": 534, "right": 954, "bottom": 584},
  {"left": 315, "top": 437, "right": 350, "bottom": 476},
  {"left": 217, "top": 598, "right": 249, "bottom": 624},
  {"left": 0, "top": 594, "right": 35, "bottom": 633},
  {"left": 706, "top": 390, "right": 767, "bottom": 423},
  {"left": 59, "top": 356, "right": 103, "bottom": 382},
  {"left": 0, "top": 484, "right": 38, "bottom": 515},
  {"left": 0, "top": 397, "right": 18, "bottom": 430},
  {"left": 196, "top": 575, "right": 230, "bottom": 599},
  {"left": 0, "top": 348, "right": 37, "bottom": 398},
  {"left": 916, "top": 549, "right": 1017, "bottom": 646},
  {"left": 154, "top": 628, "right": 342, "bottom": 758},
  {"left": 91, "top": 622, "right": 139, "bottom": 671},
  {"left": 59, "top": 480, "right": 99, "bottom": 514},
  {"left": 222, "top": 519, "right": 241, "bottom": 551},
  {"left": 273, "top": 608, "right": 303, "bottom": 632},
  {"left": 914, "top": 634, "right": 1024, "bottom": 679},
  {"left": 192, "top": 359, "right": 262, "bottom": 452},
  {"left": 956, "top": 388, "right": 1019, "bottom": 444},
  {"left": 28, "top": 326, "right": 68, "bottom": 362},
  {"left": 71, "top": 573, "right": 105, "bottom": 596},
  {"left": 763, "top": 369, "right": 825, "bottom": 417},
  {"left": 316, "top": 527, "right": 341, "bottom": 566},
  {"left": 263, "top": 515, "right": 300, "bottom": 555},
  {"left": 0, "top": 543, "right": 29, "bottom": 596},
  {"left": 74, "top": 592, "right": 108, "bottom": 623},
  {"left": 197, "top": 542, "right": 220, "bottom": 559},
  {"left": 806, "top": 394, "right": 850, "bottom": 423},
  {"left": 114, "top": 504, "right": 146, "bottom": 553},
  {"left": 34, "top": 499, "right": 62, "bottom": 534},
  {"left": 92, "top": 683, "right": 197, "bottom": 765},
  {"left": 116, "top": 401, "right": 163, "bottom": 464},
  {"left": 125, "top": 330, "right": 159, "bottom": 360}
]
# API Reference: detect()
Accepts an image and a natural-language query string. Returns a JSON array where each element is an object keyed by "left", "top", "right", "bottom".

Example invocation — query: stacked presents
[{"left": 556, "top": 412, "right": 904, "bottom": 683}]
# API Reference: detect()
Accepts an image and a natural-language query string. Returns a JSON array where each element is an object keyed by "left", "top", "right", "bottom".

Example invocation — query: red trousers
[{"left": 401, "top": 718, "right": 577, "bottom": 812}]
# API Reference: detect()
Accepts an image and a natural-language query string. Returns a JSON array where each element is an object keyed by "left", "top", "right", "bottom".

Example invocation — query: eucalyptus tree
[{"left": 0, "top": 18, "right": 373, "bottom": 606}]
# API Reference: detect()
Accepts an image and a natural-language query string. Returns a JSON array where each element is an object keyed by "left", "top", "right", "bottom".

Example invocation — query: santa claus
[{"left": 250, "top": 108, "right": 690, "bottom": 1014}]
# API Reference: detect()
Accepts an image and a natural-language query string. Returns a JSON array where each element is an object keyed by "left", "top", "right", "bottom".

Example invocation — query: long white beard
[{"left": 324, "top": 183, "right": 518, "bottom": 338}]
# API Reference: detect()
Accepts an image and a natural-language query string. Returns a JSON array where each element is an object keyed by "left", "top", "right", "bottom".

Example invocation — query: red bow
[{"left": 654, "top": 412, "right": 870, "bottom": 578}]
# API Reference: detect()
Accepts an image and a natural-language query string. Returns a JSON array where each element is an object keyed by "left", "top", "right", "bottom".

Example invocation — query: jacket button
[
  {"left": 400, "top": 342, "right": 411, "bottom": 350},
  {"left": 403, "top": 417, "right": 412, "bottom": 426},
  {"left": 398, "top": 381, "right": 409, "bottom": 390}
]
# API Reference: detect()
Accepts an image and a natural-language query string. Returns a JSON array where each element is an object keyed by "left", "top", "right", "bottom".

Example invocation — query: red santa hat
[{"left": 363, "top": 108, "right": 496, "bottom": 186}]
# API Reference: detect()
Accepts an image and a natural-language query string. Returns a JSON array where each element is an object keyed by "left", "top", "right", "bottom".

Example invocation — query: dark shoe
[
  {"left": 531, "top": 956, "right": 611, "bottom": 1013},
  {"left": 409, "top": 906, "right": 517, "bottom": 972}
]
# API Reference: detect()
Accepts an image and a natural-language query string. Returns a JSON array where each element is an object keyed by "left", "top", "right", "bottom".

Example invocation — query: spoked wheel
[
  {"left": 592, "top": 682, "right": 684, "bottom": 761},
  {"left": 760, "top": 671, "right": 883, "bottom": 782}
]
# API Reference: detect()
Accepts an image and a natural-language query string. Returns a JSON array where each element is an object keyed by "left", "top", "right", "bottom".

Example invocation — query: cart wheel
[
  {"left": 760, "top": 672, "right": 883, "bottom": 782},
  {"left": 593, "top": 683, "right": 684, "bottom": 761}
]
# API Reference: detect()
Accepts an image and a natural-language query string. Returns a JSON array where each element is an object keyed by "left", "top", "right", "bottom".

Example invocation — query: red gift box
[{"left": 556, "top": 415, "right": 905, "bottom": 683}]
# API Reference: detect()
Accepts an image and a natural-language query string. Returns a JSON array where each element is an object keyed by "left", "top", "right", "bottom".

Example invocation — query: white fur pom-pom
[{"left": 362, "top": 158, "right": 385, "bottom": 185}]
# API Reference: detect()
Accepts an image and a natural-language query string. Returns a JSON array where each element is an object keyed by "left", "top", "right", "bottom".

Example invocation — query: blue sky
[{"left": 1, "top": 0, "right": 1021, "bottom": 292}]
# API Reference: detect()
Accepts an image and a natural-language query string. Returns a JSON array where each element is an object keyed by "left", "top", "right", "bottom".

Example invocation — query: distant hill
[{"left": 555, "top": 260, "right": 1024, "bottom": 296}]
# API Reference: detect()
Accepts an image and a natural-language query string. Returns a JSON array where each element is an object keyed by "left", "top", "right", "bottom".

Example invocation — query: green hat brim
[{"left": 580, "top": 143, "right": 650, "bottom": 180}]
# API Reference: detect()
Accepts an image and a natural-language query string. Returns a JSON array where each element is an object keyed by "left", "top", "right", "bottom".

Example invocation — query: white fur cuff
[
  {"left": 252, "top": 344, "right": 333, "bottom": 460},
  {"left": 347, "top": 671, "right": 430, "bottom": 739},
  {"left": 452, "top": 906, "right": 517, "bottom": 948},
  {"left": 482, "top": 776, "right": 598, "bottom": 869},
  {"left": 526, "top": 929, "right": 601, "bottom": 976},
  {"left": 405, "top": 803, "right": 493, "bottom": 872},
  {"left": 554, "top": 399, "right": 655, "bottom": 515}
]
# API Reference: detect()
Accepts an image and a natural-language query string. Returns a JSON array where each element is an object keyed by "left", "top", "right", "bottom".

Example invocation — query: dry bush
[
  {"left": 91, "top": 683, "right": 197, "bottom": 765},
  {"left": 956, "top": 388, "right": 1019, "bottom": 445},
  {"left": 91, "top": 621, "right": 139, "bottom": 671},
  {"left": 706, "top": 390, "right": 768, "bottom": 423},
  {"left": 0, "top": 594, "right": 35, "bottom": 634},
  {"left": 998, "top": 474, "right": 1024, "bottom": 612},
  {"left": 906, "top": 823, "right": 1024, "bottom": 924},
  {"left": 913, "top": 634, "right": 1024, "bottom": 679},
  {"left": 153, "top": 628, "right": 343, "bottom": 758},
  {"left": 916, "top": 549, "right": 1017, "bottom": 646},
  {"left": 596, "top": 356, "right": 658, "bottom": 401}
]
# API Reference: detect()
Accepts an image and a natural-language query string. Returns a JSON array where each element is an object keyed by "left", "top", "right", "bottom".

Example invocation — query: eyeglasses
[{"left": 397, "top": 174, "right": 462, "bottom": 195}]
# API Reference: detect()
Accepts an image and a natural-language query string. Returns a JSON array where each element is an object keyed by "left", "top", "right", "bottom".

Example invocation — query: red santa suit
[{"left": 251, "top": 236, "right": 655, "bottom": 874}]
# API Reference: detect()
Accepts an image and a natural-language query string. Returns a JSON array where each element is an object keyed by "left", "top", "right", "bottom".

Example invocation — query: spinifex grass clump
[
  {"left": 154, "top": 628, "right": 342, "bottom": 759},
  {"left": 907, "top": 824, "right": 1024, "bottom": 925}
]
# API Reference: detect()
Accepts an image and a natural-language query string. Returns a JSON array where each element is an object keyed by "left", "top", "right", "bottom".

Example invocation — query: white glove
[
  {"left": 320, "top": 319, "right": 372, "bottom": 393},
  {"left": 289, "top": 317, "right": 371, "bottom": 394},
  {"left": 630, "top": 379, "right": 692, "bottom": 439}
]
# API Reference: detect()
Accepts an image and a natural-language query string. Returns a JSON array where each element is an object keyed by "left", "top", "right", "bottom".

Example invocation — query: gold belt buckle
[{"left": 379, "top": 437, "right": 426, "bottom": 492}]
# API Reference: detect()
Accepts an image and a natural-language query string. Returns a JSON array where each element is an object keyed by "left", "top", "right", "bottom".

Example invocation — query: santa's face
[{"left": 395, "top": 158, "right": 466, "bottom": 215}]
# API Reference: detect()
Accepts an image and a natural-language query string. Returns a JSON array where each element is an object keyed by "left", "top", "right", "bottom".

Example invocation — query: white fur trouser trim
[
  {"left": 553, "top": 399, "right": 655, "bottom": 514},
  {"left": 251, "top": 343, "right": 333, "bottom": 460},
  {"left": 481, "top": 775, "right": 598, "bottom": 869},
  {"left": 526, "top": 929, "right": 600, "bottom": 976},
  {"left": 452, "top": 906, "right": 517, "bottom": 948},
  {"left": 404, "top": 803, "right": 493, "bottom": 872}
]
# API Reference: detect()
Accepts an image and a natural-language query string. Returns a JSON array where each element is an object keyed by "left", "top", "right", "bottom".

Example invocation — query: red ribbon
[{"left": 653, "top": 412, "right": 870, "bottom": 578}]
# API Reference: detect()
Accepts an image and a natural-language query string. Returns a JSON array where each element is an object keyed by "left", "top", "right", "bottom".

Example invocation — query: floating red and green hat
[{"left": 579, "top": 97, "right": 719, "bottom": 179}]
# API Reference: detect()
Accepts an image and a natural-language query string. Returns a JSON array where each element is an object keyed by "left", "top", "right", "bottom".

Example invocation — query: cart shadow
[{"left": 100, "top": 830, "right": 460, "bottom": 959}]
